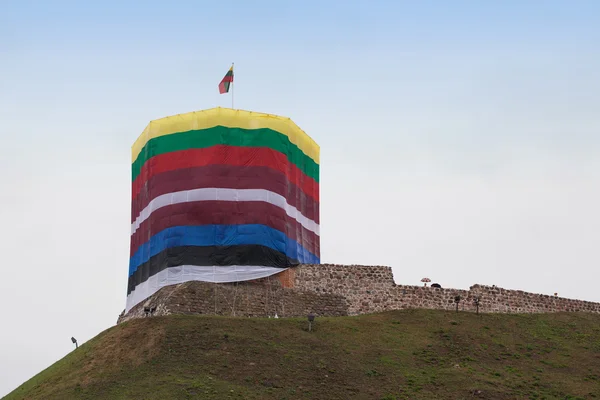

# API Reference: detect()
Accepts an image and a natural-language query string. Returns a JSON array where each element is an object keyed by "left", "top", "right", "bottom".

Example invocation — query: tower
[{"left": 126, "top": 108, "right": 320, "bottom": 312}]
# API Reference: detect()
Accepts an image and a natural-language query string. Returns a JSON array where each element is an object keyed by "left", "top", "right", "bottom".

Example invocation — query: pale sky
[{"left": 1, "top": 0, "right": 599, "bottom": 396}]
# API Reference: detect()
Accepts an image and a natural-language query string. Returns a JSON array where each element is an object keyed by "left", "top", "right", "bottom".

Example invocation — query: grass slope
[{"left": 4, "top": 310, "right": 600, "bottom": 400}]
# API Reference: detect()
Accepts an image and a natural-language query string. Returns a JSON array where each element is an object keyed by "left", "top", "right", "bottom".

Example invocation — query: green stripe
[{"left": 132, "top": 126, "right": 320, "bottom": 183}]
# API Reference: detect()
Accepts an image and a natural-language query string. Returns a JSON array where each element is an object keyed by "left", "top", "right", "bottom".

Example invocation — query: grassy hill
[{"left": 4, "top": 310, "right": 600, "bottom": 400}]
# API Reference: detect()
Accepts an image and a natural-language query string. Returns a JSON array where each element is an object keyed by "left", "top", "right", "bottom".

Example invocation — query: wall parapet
[{"left": 118, "top": 264, "right": 600, "bottom": 323}]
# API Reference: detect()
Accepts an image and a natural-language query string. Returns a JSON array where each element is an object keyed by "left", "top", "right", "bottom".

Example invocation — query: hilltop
[{"left": 4, "top": 310, "right": 600, "bottom": 400}]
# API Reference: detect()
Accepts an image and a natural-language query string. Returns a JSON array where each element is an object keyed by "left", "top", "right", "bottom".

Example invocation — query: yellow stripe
[{"left": 131, "top": 107, "right": 320, "bottom": 164}]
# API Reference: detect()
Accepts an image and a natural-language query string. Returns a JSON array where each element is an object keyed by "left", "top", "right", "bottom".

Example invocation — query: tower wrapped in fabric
[{"left": 127, "top": 108, "right": 320, "bottom": 312}]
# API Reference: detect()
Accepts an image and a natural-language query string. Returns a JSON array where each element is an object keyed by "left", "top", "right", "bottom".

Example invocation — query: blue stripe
[{"left": 129, "top": 224, "right": 320, "bottom": 276}]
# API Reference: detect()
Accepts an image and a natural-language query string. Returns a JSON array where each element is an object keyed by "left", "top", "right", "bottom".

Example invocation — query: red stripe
[
  {"left": 131, "top": 145, "right": 319, "bottom": 202},
  {"left": 131, "top": 165, "right": 319, "bottom": 224},
  {"left": 129, "top": 201, "right": 320, "bottom": 258}
]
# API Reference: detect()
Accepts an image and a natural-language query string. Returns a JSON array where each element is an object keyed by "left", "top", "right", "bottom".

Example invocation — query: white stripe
[
  {"left": 131, "top": 187, "right": 320, "bottom": 236},
  {"left": 125, "top": 265, "right": 286, "bottom": 313}
]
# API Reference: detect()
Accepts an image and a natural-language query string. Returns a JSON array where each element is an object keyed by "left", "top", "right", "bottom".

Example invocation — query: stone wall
[
  {"left": 118, "top": 275, "right": 349, "bottom": 324},
  {"left": 294, "top": 264, "right": 600, "bottom": 315},
  {"left": 118, "top": 264, "right": 600, "bottom": 323}
]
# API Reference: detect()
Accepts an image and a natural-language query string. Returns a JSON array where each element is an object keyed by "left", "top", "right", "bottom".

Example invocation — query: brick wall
[
  {"left": 118, "top": 264, "right": 600, "bottom": 323},
  {"left": 118, "top": 274, "right": 349, "bottom": 324}
]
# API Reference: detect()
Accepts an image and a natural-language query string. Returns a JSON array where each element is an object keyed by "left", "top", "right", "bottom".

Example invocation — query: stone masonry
[{"left": 117, "top": 264, "right": 600, "bottom": 323}]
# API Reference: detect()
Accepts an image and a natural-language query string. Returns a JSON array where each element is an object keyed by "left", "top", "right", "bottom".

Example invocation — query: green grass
[{"left": 4, "top": 310, "right": 600, "bottom": 400}]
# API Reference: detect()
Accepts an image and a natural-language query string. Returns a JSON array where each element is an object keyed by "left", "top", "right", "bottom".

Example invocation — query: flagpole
[{"left": 231, "top": 62, "right": 234, "bottom": 109}]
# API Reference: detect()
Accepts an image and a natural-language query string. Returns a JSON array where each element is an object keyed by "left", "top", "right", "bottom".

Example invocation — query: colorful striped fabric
[{"left": 126, "top": 107, "right": 320, "bottom": 312}]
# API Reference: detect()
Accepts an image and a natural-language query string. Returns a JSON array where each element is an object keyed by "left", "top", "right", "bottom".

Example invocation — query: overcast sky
[{"left": 1, "top": 0, "right": 599, "bottom": 396}]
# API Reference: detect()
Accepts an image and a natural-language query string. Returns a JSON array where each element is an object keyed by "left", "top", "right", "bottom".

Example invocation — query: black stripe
[{"left": 127, "top": 245, "right": 298, "bottom": 295}]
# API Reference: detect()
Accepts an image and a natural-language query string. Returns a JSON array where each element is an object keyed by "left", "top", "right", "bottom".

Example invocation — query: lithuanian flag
[{"left": 219, "top": 66, "right": 234, "bottom": 94}]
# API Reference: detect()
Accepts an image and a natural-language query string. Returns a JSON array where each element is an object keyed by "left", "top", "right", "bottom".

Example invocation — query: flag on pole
[{"left": 219, "top": 65, "right": 234, "bottom": 94}]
